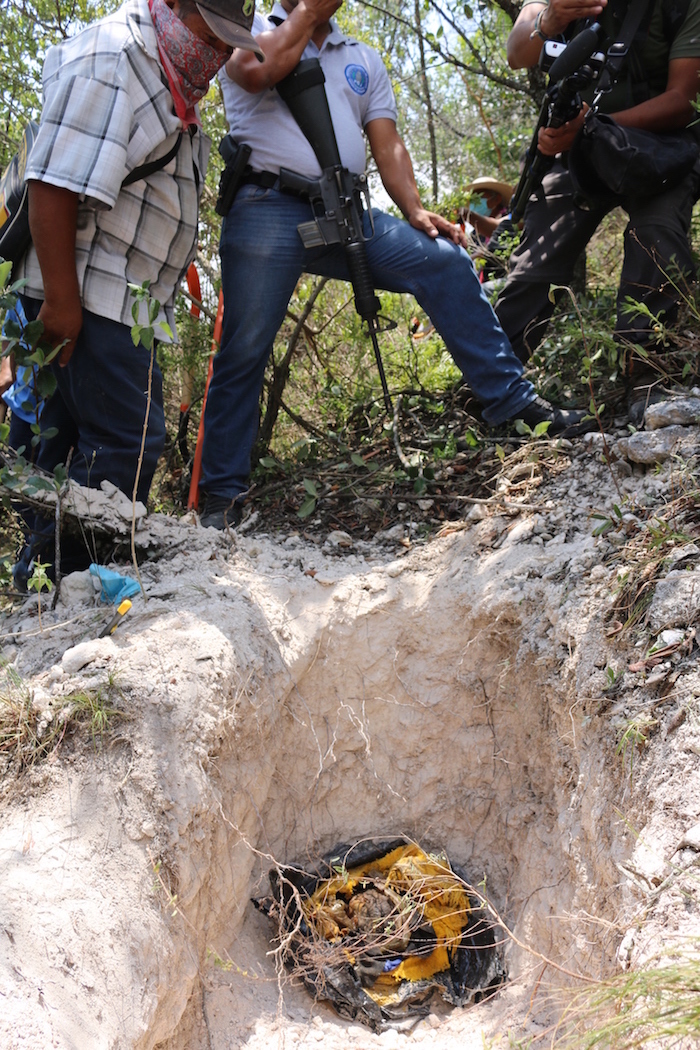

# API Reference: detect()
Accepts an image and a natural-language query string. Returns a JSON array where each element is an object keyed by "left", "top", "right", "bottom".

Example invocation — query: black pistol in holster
[
  {"left": 215, "top": 134, "right": 252, "bottom": 217},
  {"left": 276, "top": 58, "right": 395, "bottom": 413}
]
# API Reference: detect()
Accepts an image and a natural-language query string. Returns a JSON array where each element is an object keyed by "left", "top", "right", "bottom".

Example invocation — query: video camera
[
  {"left": 510, "top": 20, "right": 608, "bottom": 222},
  {"left": 539, "top": 37, "right": 605, "bottom": 80}
]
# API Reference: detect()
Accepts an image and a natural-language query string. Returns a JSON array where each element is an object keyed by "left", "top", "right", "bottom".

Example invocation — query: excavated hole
[{"left": 162, "top": 578, "right": 629, "bottom": 1049}]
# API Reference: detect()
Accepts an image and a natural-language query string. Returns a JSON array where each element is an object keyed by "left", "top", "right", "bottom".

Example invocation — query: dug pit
[{"left": 2, "top": 441, "right": 699, "bottom": 1049}]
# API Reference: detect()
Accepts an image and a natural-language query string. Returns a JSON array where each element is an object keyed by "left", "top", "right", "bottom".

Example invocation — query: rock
[
  {"left": 581, "top": 432, "right": 615, "bottom": 451},
  {"left": 61, "top": 638, "right": 114, "bottom": 674},
  {"left": 644, "top": 397, "right": 700, "bottom": 430},
  {"left": 58, "top": 570, "right": 101, "bottom": 607},
  {"left": 377, "top": 524, "right": 405, "bottom": 542},
  {"left": 612, "top": 426, "right": 698, "bottom": 465},
  {"left": 674, "top": 822, "right": 700, "bottom": 853},
  {"left": 655, "top": 629, "right": 685, "bottom": 649},
  {"left": 648, "top": 570, "right": 700, "bottom": 633},
  {"left": 326, "top": 530, "right": 353, "bottom": 548}
]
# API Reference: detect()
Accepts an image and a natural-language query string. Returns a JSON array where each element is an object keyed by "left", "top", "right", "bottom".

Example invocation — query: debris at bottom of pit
[{"left": 252, "top": 837, "right": 505, "bottom": 1030}]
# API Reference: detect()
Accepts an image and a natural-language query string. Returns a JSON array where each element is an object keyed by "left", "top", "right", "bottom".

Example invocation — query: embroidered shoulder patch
[{"left": 344, "top": 64, "right": 369, "bottom": 95}]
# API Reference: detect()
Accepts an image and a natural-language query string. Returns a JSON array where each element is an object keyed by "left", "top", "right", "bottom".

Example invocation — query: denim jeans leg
[
  {"left": 200, "top": 187, "right": 312, "bottom": 499},
  {"left": 350, "top": 212, "right": 536, "bottom": 424},
  {"left": 21, "top": 296, "right": 166, "bottom": 503}
]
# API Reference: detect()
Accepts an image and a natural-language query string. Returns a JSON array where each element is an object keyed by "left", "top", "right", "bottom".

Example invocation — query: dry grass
[{"left": 0, "top": 675, "right": 129, "bottom": 779}]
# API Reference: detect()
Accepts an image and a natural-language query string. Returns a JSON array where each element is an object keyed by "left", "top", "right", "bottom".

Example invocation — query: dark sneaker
[
  {"left": 11, "top": 544, "right": 35, "bottom": 593},
  {"left": 627, "top": 385, "right": 670, "bottom": 428},
  {"left": 511, "top": 395, "right": 596, "bottom": 437},
  {"left": 199, "top": 493, "right": 243, "bottom": 530}
]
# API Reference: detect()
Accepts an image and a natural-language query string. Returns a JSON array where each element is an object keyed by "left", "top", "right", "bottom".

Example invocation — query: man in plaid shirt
[{"left": 12, "top": 0, "right": 263, "bottom": 583}]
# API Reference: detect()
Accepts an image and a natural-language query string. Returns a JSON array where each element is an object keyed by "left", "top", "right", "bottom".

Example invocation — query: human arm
[
  {"left": 226, "top": 0, "right": 342, "bottom": 92},
  {"left": 537, "top": 56, "right": 700, "bottom": 155},
  {"left": 507, "top": 0, "right": 608, "bottom": 69},
  {"left": 466, "top": 212, "right": 502, "bottom": 238},
  {"left": 0, "top": 352, "right": 14, "bottom": 395},
  {"left": 365, "top": 118, "right": 467, "bottom": 246},
  {"left": 27, "top": 181, "right": 82, "bottom": 366}
]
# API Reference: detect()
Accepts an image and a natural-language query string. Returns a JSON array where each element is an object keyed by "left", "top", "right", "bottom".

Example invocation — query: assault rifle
[
  {"left": 276, "top": 58, "right": 395, "bottom": 413},
  {"left": 510, "top": 21, "right": 607, "bottom": 222}
]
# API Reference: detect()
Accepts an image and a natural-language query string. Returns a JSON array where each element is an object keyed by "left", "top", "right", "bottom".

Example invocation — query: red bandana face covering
[{"left": 149, "top": 0, "right": 230, "bottom": 127}]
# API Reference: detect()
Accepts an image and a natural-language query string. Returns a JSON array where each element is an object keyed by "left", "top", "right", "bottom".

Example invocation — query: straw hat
[{"left": 464, "top": 176, "right": 514, "bottom": 202}]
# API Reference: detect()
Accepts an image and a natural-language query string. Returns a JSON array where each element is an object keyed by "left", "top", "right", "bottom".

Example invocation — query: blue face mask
[{"left": 469, "top": 196, "right": 490, "bottom": 217}]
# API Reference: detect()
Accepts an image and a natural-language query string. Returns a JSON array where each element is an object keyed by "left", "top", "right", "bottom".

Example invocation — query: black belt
[{"left": 239, "top": 170, "right": 310, "bottom": 199}]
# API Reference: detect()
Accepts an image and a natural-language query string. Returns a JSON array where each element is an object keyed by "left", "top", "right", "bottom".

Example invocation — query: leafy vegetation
[{"left": 1, "top": 0, "right": 699, "bottom": 549}]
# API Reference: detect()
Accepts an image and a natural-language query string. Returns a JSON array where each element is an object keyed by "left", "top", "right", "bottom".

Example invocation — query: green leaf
[
  {"left": 3, "top": 320, "right": 20, "bottom": 339},
  {"left": 44, "top": 342, "right": 65, "bottom": 365},
  {"left": 140, "top": 326, "right": 155, "bottom": 350},
  {"left": 533, "top": 420, "right": 552, "bottom": 437},
  {"left": 0, "top": 260, "right": 13, "bottom": 286},
  {"left": 35, "top": 370, "right": 57, "bottom": 399},
  {"left": 131, "top": 326, "right": 142, "bottom": 347},
  {"left": 297, "top": 495, "right": 317, "bottom": 519},
  {"left": 39, "top": 427, "right": 58, "bottom": 441},
  {"left": 258, "top": 456, "right": 279, "bottom": 469},
  {"left": 350, "top": 452, "right": 366, "bottom": 468},
  {"left": 514, "top": 419, "right": 531, "bottom": 436},
  {"left": 303, "top": 478, "right": 318, "bottom": 497}
]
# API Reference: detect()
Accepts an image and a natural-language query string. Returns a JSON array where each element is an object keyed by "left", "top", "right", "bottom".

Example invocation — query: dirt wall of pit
[{"left": 0, "top": 506, "right": 650, "bottom": 1049}]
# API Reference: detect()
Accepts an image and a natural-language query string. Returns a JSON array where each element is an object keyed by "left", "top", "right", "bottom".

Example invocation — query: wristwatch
[{"left": 529, "top": 8, "right": 552, "bottom": 41}]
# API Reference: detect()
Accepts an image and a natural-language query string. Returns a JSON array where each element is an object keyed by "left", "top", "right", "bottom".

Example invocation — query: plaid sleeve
[{"left": 26, "top": 57, "right": 134, "bottom": 208}]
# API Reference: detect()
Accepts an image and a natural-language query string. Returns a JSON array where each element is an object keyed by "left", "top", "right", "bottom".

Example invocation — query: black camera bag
[{"left": 568, "top": 113, "right": 699, "bottom": 210}]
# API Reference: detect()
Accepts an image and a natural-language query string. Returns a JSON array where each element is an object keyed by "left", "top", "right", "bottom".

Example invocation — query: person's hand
[
  {"left": 538, "top": 105, "right": 587, "bottom": 156},
  {"left": 408, "top": 208, "right": 469, "bottom": 247},
  {"left": 0, "top": 352, "right": 15, "bottom": 395},
  {"left": 37, "top": 296, "right": 83, "bottom": 367},
  {"left": 539, "top": 0, "right": 607, "bottom": 38},
  {"left": 299, "top": 0, "right": 343, "bottom": 25}
]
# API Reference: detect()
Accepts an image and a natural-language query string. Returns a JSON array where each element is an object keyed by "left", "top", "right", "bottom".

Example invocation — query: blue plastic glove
[{"left": 89, "top": 564, "right": 141, "bottom": 605}]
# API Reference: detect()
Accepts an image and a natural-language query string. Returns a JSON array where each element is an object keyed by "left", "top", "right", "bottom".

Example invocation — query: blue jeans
[
  {"left": 201, "top": 186, "right": 536, "bottom": 500},
  {"left": 21, "top": 297, "right": 166, "bottom": 503}
]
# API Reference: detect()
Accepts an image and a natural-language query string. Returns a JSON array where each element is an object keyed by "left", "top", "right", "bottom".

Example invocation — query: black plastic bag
[{"left": 252, "top": 836, "right": 505, "bottom": 1030}]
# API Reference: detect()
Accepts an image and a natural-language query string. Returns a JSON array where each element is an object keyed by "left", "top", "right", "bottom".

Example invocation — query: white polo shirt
[{"left": 219, "top": 3, "right": 397, "bottom": 179}]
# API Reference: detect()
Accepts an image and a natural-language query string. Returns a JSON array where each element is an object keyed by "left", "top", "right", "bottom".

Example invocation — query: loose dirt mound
[{"left": 2, "top": 426, "right": 700, "bottom": 1049}]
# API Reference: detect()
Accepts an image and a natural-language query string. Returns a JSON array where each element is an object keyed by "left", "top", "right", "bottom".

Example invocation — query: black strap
[
  {"left": 596, "top": 0, "right": 653, "bottom": 96},
  {"left": 121, "top": 132, "right": 183, "bottom": 187},
  {"left": 239, "top": 169, "right": 311, "bottom": 198}
]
